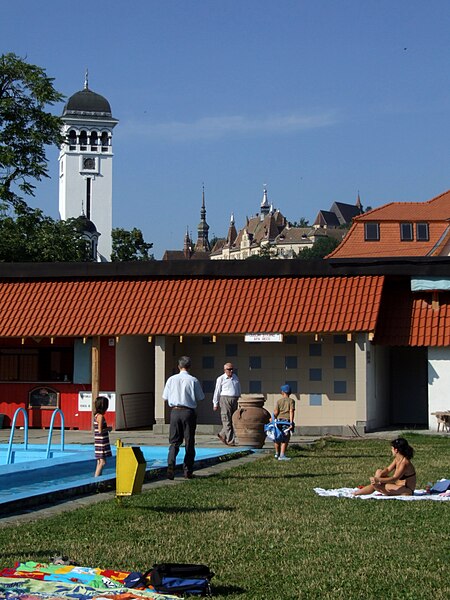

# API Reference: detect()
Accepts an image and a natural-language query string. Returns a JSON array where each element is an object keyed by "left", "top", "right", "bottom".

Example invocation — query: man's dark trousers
[{"left": 168, "top": 407, "right": 197, "bottom": 474}]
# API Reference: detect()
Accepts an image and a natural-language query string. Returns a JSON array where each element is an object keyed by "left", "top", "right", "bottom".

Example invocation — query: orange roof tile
[
  {"left": 374, "top": 280, "right": 450, "bottom": 346},
  {"left": 357, "top": 189, "right": 450, "bottom": 221},
  {"left": 0, "top": 276, "right": 384, "bottom": 338}
]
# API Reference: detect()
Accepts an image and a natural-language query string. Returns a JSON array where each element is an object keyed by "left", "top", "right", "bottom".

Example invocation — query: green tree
[
  {"left": 111, "top": 227, "right": 154, "bottom": 261},
  {"left": 246, "top": 244, "right": 277, "bottom": 260},
  {"left": 297, "top": 235, "right": 340, "bottom": 259},
  {"left": 289, "top": 217, "right": 310, "bottom": 227},
  {"left": 0, "top": 53, "right": 64, "bottom": 208},
  {"left": 0, "top": 204, "right": 91, "bottom": 262}
]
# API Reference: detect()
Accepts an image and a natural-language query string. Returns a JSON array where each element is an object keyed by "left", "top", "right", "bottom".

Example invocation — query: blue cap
[{"left": 281, "top": 384, "right": 291, "bottom": 394}]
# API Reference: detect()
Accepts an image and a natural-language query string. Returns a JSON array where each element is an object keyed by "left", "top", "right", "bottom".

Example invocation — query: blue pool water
[{"left": 0, "top": 444, "right": 248, "bottom": 512}]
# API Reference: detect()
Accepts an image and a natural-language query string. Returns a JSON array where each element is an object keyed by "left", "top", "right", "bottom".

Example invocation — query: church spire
[
  {"left": 356, "top": 191, "right": 363, "bottom": 213},
  {"left": 195, "top": 184, "right": 210, "bottom": 253},
  {"left": 226, "top": 212, "right": 237, "bottom": 247},
  {"left": 84, "top": 69, "right": 89, "bottom": 90},
  {"left": 260, "top": 185, "right": 270, "bottom": 216}
]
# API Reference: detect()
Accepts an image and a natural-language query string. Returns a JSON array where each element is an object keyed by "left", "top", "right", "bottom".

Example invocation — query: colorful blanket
[
  {"left": 0, "top": 564, "right": 178, "bottom": 600},
  {"left": 314, "top": 487, "right": 450, "bottom": 500}
]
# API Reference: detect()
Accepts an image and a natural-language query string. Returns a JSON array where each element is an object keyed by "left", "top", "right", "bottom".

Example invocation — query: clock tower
[{"left": 58, "top": 74, "right": 118, "bottom": 261}]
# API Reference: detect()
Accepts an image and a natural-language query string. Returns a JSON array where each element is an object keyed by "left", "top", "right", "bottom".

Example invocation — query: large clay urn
[{"left": 232, "top": 394, "right": 270, "bottom": 448}]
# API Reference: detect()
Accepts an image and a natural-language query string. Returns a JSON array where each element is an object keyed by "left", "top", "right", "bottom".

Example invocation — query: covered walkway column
[
  {"left": 354, "top": 334, "right": 368, "bottom": 432},
  {"left": 154, "top": 335, "right": 167, "bottom": 426},
  {"left": 91, "top": 336, "right": 100, "bottom": 428}
]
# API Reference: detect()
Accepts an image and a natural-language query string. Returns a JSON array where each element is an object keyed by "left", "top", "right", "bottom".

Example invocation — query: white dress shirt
[
  {"left": 163, "top": 370, "right": 205, "bottom": 409},
  {"left": 213, "top": 373, "right": 241, "bottom": 407}
]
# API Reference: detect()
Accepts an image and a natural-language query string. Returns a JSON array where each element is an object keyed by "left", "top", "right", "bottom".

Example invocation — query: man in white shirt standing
[
  {"left": 213, "top": 362, "right": 241, "bottom": 446},
  {"left": 163, "top": 356, "right": 205, "bottom": 480}
]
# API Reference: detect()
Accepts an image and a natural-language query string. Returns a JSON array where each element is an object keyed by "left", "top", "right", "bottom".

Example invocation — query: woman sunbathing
[{"left": 353, "top": 437, "right": 416, "bottom": 496}]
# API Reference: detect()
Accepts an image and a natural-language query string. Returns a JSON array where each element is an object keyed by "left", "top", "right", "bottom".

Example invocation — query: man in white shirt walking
[
  {"left": 213, "top": 362, "right": 241, "bottom": 446},
  {"left": 163, "top": 356, "right": 205, "bottom": 480}
]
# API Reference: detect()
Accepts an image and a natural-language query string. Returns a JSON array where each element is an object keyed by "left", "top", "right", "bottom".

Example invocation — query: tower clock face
[{"left": 83, "top": 157, "right": 95, "bottom": 170}]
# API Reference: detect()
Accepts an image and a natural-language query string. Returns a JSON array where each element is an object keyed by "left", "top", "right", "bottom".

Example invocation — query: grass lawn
[{"left": 0, "top": 434, "right": 449, "bottom": 599}]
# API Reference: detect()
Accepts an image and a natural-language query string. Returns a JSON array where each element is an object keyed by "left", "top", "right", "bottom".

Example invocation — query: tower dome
[
  {"left": 74, "top": 214, "right": 98, "bottom": 235},
  {"left": 63, "top": 88, "right": 112, "bottom": 118},
  {"left": 62, "top": 72, "right": 114, "bottom": 119}
]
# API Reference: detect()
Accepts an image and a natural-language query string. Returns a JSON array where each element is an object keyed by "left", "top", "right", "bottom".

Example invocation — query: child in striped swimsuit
[{"left": 94, "top": 396, "right": 112, "bottom": 477}]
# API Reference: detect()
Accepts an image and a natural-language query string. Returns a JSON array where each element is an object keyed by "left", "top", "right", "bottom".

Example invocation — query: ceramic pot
[{"left": 232, "top": 394, "right": 270, "bottom": 448}]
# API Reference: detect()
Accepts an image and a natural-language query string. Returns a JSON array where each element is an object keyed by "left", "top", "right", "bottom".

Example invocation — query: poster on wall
[
  {"left": 29, "top": 387, "right": 59, "bottom": 409},
  {"left": 78, "top": 392, "right": 116, "bottom": 412}
]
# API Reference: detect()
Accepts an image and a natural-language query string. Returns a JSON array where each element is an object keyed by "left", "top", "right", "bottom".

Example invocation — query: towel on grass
[
  {"left": 0, "top": 562, "right": 130, "bottom": 589},
  {"left": 0, "top": 577, "right": 179, "bottom": 600},
  {"left": 0, "top": 564, "right": 179, "bottom": 600},
  {"left": 314, "top": 486, "right": 450, "bottom": 501}
]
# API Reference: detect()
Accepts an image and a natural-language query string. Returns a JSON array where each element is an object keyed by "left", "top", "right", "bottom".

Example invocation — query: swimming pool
[{"left": 0, "top": 444, "right": 250, "bottom": 514}]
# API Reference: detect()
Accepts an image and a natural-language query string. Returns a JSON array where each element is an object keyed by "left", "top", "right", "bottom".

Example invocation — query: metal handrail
[
  {"left": 5, "top": 408, "right": 29, "bottom": 464},
  {"left": 46, "top": 409, "right": 65, "bottom": 458}
]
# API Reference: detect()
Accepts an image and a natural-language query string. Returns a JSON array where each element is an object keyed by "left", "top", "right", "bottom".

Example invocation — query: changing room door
[{"left": 390, "top": 347, "right": 428, "bottom": 426}]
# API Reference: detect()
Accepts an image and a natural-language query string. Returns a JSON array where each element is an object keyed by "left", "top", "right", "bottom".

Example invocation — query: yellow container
[{"left": 115, "top": 439, "right": 146, "bottom": 497}]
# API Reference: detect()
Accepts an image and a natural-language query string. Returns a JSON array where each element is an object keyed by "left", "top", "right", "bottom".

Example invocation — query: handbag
[{"left": 264, "top": 414, "right": 293, "bottom": 442}]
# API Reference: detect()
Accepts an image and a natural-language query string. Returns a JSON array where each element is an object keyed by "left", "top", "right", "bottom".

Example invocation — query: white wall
[{"left": 428, "top": 347, "right": 450, "bottom": 429}]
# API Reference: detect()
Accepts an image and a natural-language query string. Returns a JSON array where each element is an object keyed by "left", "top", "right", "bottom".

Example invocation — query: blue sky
[{"left": 2, "top": 1, "right": 450, "bottom": 258}]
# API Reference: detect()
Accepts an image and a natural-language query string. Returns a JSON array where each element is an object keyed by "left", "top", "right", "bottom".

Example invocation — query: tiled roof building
[
  {"left": 313, "top": 196, "right": 363, "bottom": 229},
  {"left": 0, "top": 258, "right": 448, "bottom": 436},
  {"left": 328, "top": 190, "right": 450, "bottom": 258},
  {"left": 163, "top": 188, "right": 211, "bottom": 260},
  {"left": 210, "top": 188, "right": 346, "bottom": 259}
]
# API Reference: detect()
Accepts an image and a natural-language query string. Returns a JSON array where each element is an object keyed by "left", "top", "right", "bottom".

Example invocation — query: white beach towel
[{"left": 314, "top": 484, "right": 450, "bottom": 501}]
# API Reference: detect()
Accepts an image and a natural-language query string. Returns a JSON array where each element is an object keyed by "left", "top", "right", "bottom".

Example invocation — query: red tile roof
[
  {"left": 357, "top": 190, "right": 450, "bottom": 221},
  {"left": 0, "top": 276, "right": 384, "bottom": 338},
  {"left": 328, "top": 190, "right": 450, "bottom": 258},
  {"left": 374, "top": 280, "right": 450, "bottom": 346}
]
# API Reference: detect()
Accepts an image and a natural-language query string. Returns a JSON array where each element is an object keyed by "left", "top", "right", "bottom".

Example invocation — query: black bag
[{"left": 149, "top": 563, "right": 214, "bottom": 596}]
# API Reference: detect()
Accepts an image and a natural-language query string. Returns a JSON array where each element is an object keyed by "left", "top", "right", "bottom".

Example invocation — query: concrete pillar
[
  {"left": 154, "top": 335, "right": 166, "bottom": 425},
  {"left": 354, "top": 334, "right": 367, "bottom": 428},
  {"left": 91, "top": 336, "right": 100, "bottom": 429}
]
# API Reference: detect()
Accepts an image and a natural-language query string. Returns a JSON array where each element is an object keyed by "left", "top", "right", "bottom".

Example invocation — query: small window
[
  {"left": 202, "top": 356, "right": 214, "bottom": 369},
  {"left": 249, "top": 356, "right": 261, "bottom": 369},
  {"left": 364, "top": 222, "right": 380, "bottom": 241},
  {"left": 309, "top": 343, "right": 322, "bottom": 357},
  {"left": 285, "top": 380, "right": 298, "bottom": 393},
  {"left": 90, "top": 131, "right": 98, "bottom": 149},
  {"left": 310, "top": 393, "right": 322, "bottom": 406},
  {"left": 202, "top": 380, "right": 215, "bottom": 394},
  {"left": 334, "top": 335, "right": 346, "bottom": 344},
  {"left": 284, "top": 336, "right": 297, "bottom": 344},
  {"left": 334, "top": 381, "right": 347, "bottom": 394},
  {"left": 101, "top": 131, "right": 109, "bottom": 150},
  {"left": 334, "top": 356, "right": 347, "bottom": 369},
  {"left": 285, "top": 356, "right": 297, "bottom": 369},
  {"left": 249, "top": 380, "right": 262, "bottom": 393},
  {"left": 226, "top": 344, "right": 238, "bottom": 357},
  {"left": 79, "top": 130, "right": 88, "bottom": 151},
  {"left": 416, "top": 222, "right": 429, "bottom": 241},
  {"left": 68, "top": 129, "right": 77, "bottom": 150},
  {"left": 400, "top": 223, "right": 413, "bottom": 241},
  {"left": 309, "top": 368, "right": 322, "bottom": 381}
]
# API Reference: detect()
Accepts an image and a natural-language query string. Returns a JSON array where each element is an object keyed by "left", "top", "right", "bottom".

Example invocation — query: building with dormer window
[{"left": 328, "top": 190, "right": 450, "bottom": 258}]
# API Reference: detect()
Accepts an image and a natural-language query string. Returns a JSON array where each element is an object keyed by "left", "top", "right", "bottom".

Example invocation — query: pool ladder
[{"left": 5, "top": 408, "right": 65, "bottom": 464}]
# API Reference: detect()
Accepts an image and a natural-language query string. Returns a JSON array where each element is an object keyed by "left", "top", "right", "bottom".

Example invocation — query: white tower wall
[{"left": 58, "top": 83, "right": 118, "bottom": 262}]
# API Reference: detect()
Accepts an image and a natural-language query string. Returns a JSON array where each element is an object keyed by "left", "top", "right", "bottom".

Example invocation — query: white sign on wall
[
  {"left": 78, "top": 392, "right": 116, "bottom": 412},
  {"left": 245, "top": 333, "right": 283, "bottom": 342}
]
